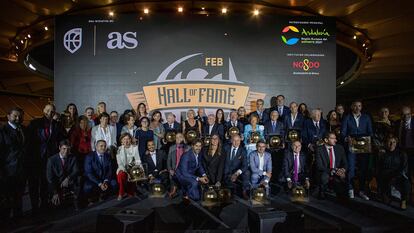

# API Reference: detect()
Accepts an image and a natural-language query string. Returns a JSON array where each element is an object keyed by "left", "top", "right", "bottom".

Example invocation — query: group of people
[{"left": 1, "top": 95, "right": 413, "bottom": 222}]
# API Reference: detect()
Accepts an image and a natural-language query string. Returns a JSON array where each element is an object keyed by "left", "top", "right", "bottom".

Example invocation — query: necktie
[
  {"left": 315, "top": 122, "right": 320, "bottom": 134},
  {"left": 99, "top": 155, "right": 104, "bottom": 166},
  {"left": 272, "top": 122, "right": 276, "bottom": 132},
  {"left": 16, "top": 127, "right": 24, "bottom": 144},
  {"left": 279, "top": 107, "right": 283, "bottom": 115},
  {"left": 61, "top": 158, "right": 66, "bottom": 167},
  {"left": 195, "top": 154, "right": 198, "bottom": 165},
  {"left": 231, "top": 148, "right": 236, "bottom": 160},
  {"left": 293, "top": 154, "right": 299, "bottom": 182},
  {"left": 329, "top": 147, "right": 334, "bottom": 169}
]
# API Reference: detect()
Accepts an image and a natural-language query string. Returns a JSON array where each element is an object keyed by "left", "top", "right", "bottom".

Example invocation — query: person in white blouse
[
  {"left": 121, "top": 114, "right": 138, "bottom": 144},
  {"left": 91, "top": 112, "right": 117, "bottom": 151},
  {"left": 116, "top": 133, "right": 141, "bottom": 200}
]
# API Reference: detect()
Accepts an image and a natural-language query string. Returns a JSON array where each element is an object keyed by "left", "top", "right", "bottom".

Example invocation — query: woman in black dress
[
  {"left": 201, "top": 134, "right": 225, "bottom": 186},
  {"left": 182, "top": 109, "right": 202, "bottom": 142}
]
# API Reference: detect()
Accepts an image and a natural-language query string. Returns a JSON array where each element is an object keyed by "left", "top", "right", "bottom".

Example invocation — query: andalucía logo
[
  {"left": 281, "top": 26, "right": 300, "bottom": 45},
  {"left": 281, "top": 25, "right": 331, "bottom": 45}
]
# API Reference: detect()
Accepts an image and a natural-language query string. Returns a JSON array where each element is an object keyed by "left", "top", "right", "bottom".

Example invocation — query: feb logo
[
  {"left": 63, "top": 28, "right": 82, "bottom": 54},
  {"left": 281, "top": 26, "right": 299, "bottom": 45},
  {"left": 292, "top": 59, "right": 320, "bottom": 71}
]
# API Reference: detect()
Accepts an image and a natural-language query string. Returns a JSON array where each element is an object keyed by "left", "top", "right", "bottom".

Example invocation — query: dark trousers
[
  {"left": 378, "top": 172, "right": 410, "bottom": 201},
  {"left": 318, "top": 172, "right": 347, "bottom": 197},
  {"left": 0, "top": 176, "right": 24, "bottom": 219},
  {"left": 224, "top": 170, "right": 250, "bottom": 192},
  {"left": 347, "top": 152, "right": 370, "bottom": 192},
  {"left": 83, "top": 179, "right": 117, "bottom": 198},
  {"left": 270, "top": 149, "right": 284, "bottom": 184},
  {"left": 26, "top": 161, "right": 49, "bottom": 211},
  {"left": 178, "top": 176, "right": 201, "bottom": 201}
]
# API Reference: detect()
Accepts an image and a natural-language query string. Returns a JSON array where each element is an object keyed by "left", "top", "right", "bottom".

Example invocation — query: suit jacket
[
  {"left": 146, "top": 149, "right": 166, "bottom": 176},
  {"left": 273, "top": 106, "right": 291, "bottom": 122},
  {"left": 28, "top": 116, "right": 65, "bottom": 162},
  {"left": 340, "top": 113, "right": 373, "bottom": 139},
  {"left": 84, "top": 151, "right": 114, "bottom": 186},
  {"left": 248, "top": 109, "right": 268, "bottom": 125},
  {"left": 224, "top": 120, "right": 244, "bottom": 136},
  {"left": 302, "top": 119, "right": 327, "bottom": 145},
  {"left": 201, "top": 147, "right": 225, "bottom": 184},
  {"left": 0, "top": 123, "right": 28, "bottom": 177},
  {"left": 163, "top": 122, "right": 181, "bottom": 133},
  {"left": 203, "top": 123, "right": 224, "bottom": 140},
  {"left": 224, "top": 146, "right": 248, "bottom": 176},
  {"left": 396, "top": 117, "right": 414, "bottom": 148},
  {"left": 195, "top": 115, "right": 208, "bottom": 126},
  {"left": 176, "top": 150, "right": 206, "bottom": 181},
  {"left": 283, "top": 113, "right": 305, "bottom": 130},
  {"left": 46, "top": 153, "right": 79, "bottom": 193},
  {"left": 315, "top": 144, "right": 348, "bottom": 175},
  {"left": 264, "top": 120, "right": 285, "bottom": 139},
  {"left": 167, "top": 144, "right": 190, "bottom": 171},
  {"left": 282, "top": 150, "right": 308, "bottom": 181},
  {"left": 250, "top": 151, "right": 272, "bottom": 176}
]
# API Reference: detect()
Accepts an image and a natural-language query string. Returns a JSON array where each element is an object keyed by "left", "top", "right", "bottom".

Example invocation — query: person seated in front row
[
  {"left": 116, "top": 133, "right": 141, "bottom": 201},
  {"left": 315, "top": 132, "right": 347, "bottom": 199},
  {"left": 250, "top": 140, "right": 272, "bottom": 195},
  {"left": 84, "top": 140, "right": 117, "bottom": 204},
  {"left": 46, "top": 139, "right": 80, "bottom": 209},
  {"left": 377, "top": 135, "right": 410, "bottom": 210},
  {"left": 167, "top": 133, "right": 190, "bottom": 198},
  {"left": 145, "top": 140, "right": 169, "bottom": 189},
  {"left": 223, "top": 134, "right": 250, "bottom": 199},
  {"left": 175, "top": 139, "right": 209, "bottom": 202},
  {"left": 282, "top": 140, "right": 310, "bottom": 190}
]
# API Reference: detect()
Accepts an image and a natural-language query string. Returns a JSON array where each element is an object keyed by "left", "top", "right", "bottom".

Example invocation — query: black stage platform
[{"left": 2, "top": 190, "right": 414, "bottom": 233}]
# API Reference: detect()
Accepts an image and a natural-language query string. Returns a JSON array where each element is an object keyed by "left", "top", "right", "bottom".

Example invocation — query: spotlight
[
  {"left": 221, "top": 8, "right": 227, "bottom": 14},
  {"left": 201, "top": 7, "right": 205, "bottom": 10},
  {"left": 27, "top": 34, "right": 31, "bottom": 38},
  {"left": 28, "top": 63, "right": 36, "bottom": 71},
  {"left": 144, "top": 8, "right": 149, "bottom": 14},
  {"left": 362, "top": 43, "right": 366, "bottom": 47},
  {"left": 253, "top": 9, "right": 260, "bottom": 16},
  {"left": 353, "top": 35, "right": 357, "bottom": 40},
  {"left": 109, "top": 11, "right": 114, "bottom": 17},
  {"left": 44, "top": 26, "right": 48, "bottom": 31},
  {"left": 178, "top": 7, "right": 183, "bottom": 12},
  {"left": 15, "top": 45, "right": 19, "bottom": 49},
  {"left": 20, "top": 40, "right": 24, "bottom": 44},
  {"left": 340, "top": 81, "right": 344, "bottom": 85}
]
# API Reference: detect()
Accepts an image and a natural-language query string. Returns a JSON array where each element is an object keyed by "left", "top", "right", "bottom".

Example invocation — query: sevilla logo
[{"left": 63, "top": 28, "right": 82, "bottom": 54}]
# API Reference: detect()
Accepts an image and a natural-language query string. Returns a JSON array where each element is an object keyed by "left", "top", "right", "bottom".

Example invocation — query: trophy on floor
[
  {"left": 287, "top": 129, "right": 301, "bottom": 142},
  {"left": 268, "top": 134, "right": 283, "bottom": 149},
  {"left": 349, "top": 136, "right": 372, "bottom": 154}
]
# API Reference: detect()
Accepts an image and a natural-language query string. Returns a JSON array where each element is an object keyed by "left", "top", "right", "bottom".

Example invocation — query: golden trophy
[
  {"left": 203, "top": 135, "right": 212, "bottom": 147},
  {"left": 287, "top": 129, "right": 300, "bottom": 142},
  {"left": 349, "top": 136, "right": 372, "bottom": 154},
  {"left": 185, "top": 130, "right": 198, "bottom": 144},
  {"left": 226, "top": 126, "right": 240, "bottom": 139},
  {"left": 165, "top": 131, "right": 176, "bottom": 143},
  {"left": 268, "top": 135, "right": 283, "bottom": 149},
  {"left": 249, "top": 131, "right": 261, "bottom": 144}
]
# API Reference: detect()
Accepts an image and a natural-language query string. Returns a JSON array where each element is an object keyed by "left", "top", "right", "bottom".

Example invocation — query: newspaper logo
[{"left": 63, "top": 28, "right": 82, "bottom": 54}]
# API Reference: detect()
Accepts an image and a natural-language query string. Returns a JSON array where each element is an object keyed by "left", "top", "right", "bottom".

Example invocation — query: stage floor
[{"left": 2, "top": 190, "right": 414, "bottom": 233}]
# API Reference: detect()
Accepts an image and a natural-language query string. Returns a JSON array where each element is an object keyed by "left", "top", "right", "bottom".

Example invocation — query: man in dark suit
[
  {"left": 303, "top": 109, "right": 327, "bottom": 152},
  {"left": 46, "top": 139, "right": 79, "bottom": 209},
  {"left": 176, "top": 139, "right": 209, "bottom": 201},
  {"left": 315, "top": 132, "right": 348, "bottom": 199},
  {"left": 264, "top": 110, "right": 285, "bottom": 182},
  {"left": 27, "top": 104, "right": 65, "bottom": 212},
  {"left": 109, "top": 111, "right": 123, "bottom": 142},
  {"left": 0, "top": 107, "right": 27, "bottom": 219},
  {"left": 275, "top": 95, "right": 290, "bottom": 122},
  {"left": 224, "top": 110, "right": 244, "bottom": 145},
  {"left": 203, "top": 114, "right": 224, "bottom": 141},
  {"left": 283, "top": 102, "right": 305, "bottom": 133},
  {"left": 162, "top": 113, "right": 182, "bottom": 153},
  {"left": 223, "top": 134, "right": 249, "bottom": 199},
  {"left": 84, "top": 140, "right": 117, "bottom": 203},
  {"left": 282, "top": 140, "right": 310, "bottom": 189},
  {"left": 341, "top": 100, "right": 373, "bottom": 200},
  {"left": 248, "top": 99, "right": 269, "bottom": 124},
  {"left": 145, "top": 140, "right": 168, "bottom": 188}
]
